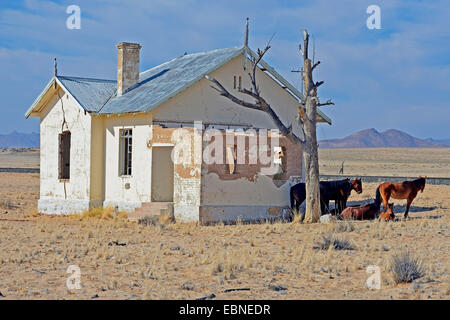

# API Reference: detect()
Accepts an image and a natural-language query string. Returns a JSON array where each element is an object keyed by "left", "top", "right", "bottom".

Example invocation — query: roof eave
[
  {"left": 25, "top": 77, "right": 56, "bottom": 119},
  {"left": 25, "top": 76, "right": 89, "bottom": 119}
]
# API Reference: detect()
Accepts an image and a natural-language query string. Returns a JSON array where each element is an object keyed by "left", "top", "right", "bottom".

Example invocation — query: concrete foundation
[
  {"left": 102, "top": 200, "right": 142, "bottom": 213},
  {"left": 199, "top": 205, "right": 291, "bottom": 224},
  {"left": 38, "top": 198, "right": 102, "bottom": 215}
]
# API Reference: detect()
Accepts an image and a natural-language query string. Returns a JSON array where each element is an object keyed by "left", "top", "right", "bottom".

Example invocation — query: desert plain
[{"left": 0, "top": 148, "right": 448, "bottom": 299}]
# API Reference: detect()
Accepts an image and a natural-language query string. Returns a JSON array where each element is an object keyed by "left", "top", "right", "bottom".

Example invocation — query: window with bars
[
  {"left": 58, "top": 131, "right": 71, "bottom": 180},
  {"left": 119, "top": 129, "right": 132, "bottom": 176}
]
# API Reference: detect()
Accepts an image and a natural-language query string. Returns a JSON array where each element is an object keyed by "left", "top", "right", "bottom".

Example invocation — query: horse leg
[
  {"left": 321, "top": 199, "right": 330, "bottom": 215},
  {"left": 338, "top": 199, "right": 347, "bottom": 214},
  {"left": 381, "top": 191, "right": 389, "bottom": 213},
  {"left": 404, "top": 197, "right": 413, "bottom": 218},
  {"left": 320, "top": 200, "right": 326, "bottom": 215}
]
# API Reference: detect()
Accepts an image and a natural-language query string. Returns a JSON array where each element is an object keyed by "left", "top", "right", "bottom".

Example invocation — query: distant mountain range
[
  {"left": 0, "top": 131, "right": 39, "bottom": 148},
  {"left": 425, "top": 137, "right": 450, "bottom": 146},
  {"left": 319, "top": 128, "right": 450, "bottom": 148}
]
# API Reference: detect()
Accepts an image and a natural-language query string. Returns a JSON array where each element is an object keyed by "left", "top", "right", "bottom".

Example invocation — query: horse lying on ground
[
  {"left": 290, "top": 178, "right": 362, "bottom": 219},
  {"left": 340, "top": 202, "right": 395, "bottom": 221},
  {"left": 376, "top": 176, "right": 426, "bottom": 218},
  {"left": 378, "top": 204, "right": 396, "bottom": 221}
]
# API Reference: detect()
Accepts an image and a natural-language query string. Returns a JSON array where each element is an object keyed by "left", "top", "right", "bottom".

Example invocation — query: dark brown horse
[
  {"left": 376, "top": 177, "right": 426, "bottom": 218},
  {"left": 335, "top": 178, "right": 363, "bottom": 213},
  {"left": 340, "top": 202, "right": 394, "bottom": 221},
  {"left": 290, "top": 178, "right": 362, "bottom": 220}
]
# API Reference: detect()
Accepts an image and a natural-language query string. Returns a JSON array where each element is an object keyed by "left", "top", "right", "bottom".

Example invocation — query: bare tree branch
[
  {"left": 317, "top": 99, "right": 334, "bottom": 107},
  {"left": 298, "top": 44, "right": 304, "bottom": 57},
  {"left": 205, "top": 75, "right": 260, "bottom": 110},
  {"left": 302, "top": 29, "right": 309, "bottom": 60},
  {"left": 205, "top": 74, "right": 305, "bottom": 145},
  {"left": 314, "top": 81, "right": 324, "bottom": 88},
  {"left": 312, "top": 61, "right": 320, "bottom": 71}
]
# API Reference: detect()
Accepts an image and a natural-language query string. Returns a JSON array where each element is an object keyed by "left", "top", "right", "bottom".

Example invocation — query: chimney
[{"left": 116, "top": 42, "right": 141, "bottom": 96}]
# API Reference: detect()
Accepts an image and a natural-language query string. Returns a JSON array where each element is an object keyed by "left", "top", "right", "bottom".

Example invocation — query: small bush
[
  {"left": 333, "top": 221, "right": 354, "bottom": 233},
  {"left": 138, "top": 214, "right": 174, "bottom": 226},
  {"left": 210, "top": 250, "right": 243, "bottom": 280},
  {"left": 138, "top": 216, "right": 158, "bottom": 226},
  {"left": 389, "top": 250, "right": 424, "bottom": 284},
  {"left": 314, "top": 233, "right": 354, "bottom": 251},
  {"left": 0, "top": 200, "right": 15, "bottom": 209}
]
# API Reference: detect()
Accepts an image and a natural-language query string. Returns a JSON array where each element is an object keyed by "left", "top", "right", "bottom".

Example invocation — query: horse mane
[
  {"left": 413, "top": 177, "right": 426, "bottom": 188},
  {"left": 326, "top": 179, "right": 350, "bottom": 189}
]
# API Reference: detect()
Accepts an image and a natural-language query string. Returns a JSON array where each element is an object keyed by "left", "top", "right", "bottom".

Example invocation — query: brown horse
[
  {"left": 340, "top": 200, "right": 395, "bottom": 221},
  {"left": 340, "top": 202, "right": 395, "bottom": 221},
  {"left": 376, "top": 177, "right": 426, "bottom": 218},
  {"left": 340, "top": 203, "right": 377, "bottom": 220},
  {"left": 379, "top": 204, "right": 396, "bottom": 221}
]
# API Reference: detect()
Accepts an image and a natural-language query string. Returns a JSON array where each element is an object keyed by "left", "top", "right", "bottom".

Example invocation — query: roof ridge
[{"left": 57, "top": 75, "right": 116, "bottom": 83}]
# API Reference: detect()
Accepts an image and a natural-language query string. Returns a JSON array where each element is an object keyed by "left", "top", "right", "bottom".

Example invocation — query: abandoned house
[{"left": 25, "top": 40, "right": 331, "bottom": 223}]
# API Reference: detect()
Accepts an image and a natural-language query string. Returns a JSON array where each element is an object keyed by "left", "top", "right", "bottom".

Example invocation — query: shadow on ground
[{"left": 346, "top": 200, "right": 437, "bottom": 214}]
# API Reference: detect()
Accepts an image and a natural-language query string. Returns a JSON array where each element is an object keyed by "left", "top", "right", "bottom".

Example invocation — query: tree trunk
[
  {"left": 206, "top": 27, "right": 330, "bottom": 223},
  {"left": 302, "top": 97, "right": 321, "bottom": 223},
  {"left": 302, "top": 50, "right": 321, "bottom": 223}
]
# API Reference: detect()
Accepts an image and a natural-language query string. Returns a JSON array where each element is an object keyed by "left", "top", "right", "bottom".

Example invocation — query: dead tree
[{"left": 205, "top": 28, "right": 333, "bottom": 223}]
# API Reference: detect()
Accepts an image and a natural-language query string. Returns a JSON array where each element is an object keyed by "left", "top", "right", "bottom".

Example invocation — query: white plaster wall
[
  {"left": 201, "top": 173, "right": 300, "bottom": 206},
  {"left": 102, "top": 113, "right": 153, "bottom": 211},
  {"left": 173, "top": 172, "right": 201, "bottom": 222},
  {"left": 39, "top": 88, "right": 92, "bottom": 214}
]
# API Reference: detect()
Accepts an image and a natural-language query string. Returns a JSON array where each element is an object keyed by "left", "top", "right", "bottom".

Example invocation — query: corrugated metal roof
[
  {"left": 57, "top": 76, "right": 116, "bottom": 112},
  {"left": 26, "top": 45, "right": 331, "bottom": 124},
  {"left": 98, "top": 46, "right": 244, "bottom": 114}
]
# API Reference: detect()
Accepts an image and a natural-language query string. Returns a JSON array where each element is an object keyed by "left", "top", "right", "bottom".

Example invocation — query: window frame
[
  {"left": 119, "top": 128, "right": 133, "bottom": 177},
  {"left": 58, "top": 131, "right": 71, "bottom": 181}
]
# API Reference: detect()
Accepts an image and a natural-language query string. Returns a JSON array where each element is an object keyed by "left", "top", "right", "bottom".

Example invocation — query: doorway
[{"left": 151, "top": 146, "right": 174, "bottom": 202}]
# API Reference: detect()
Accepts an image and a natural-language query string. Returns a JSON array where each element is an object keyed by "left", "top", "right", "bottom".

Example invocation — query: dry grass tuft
[
  {"left": 314, "top": 233, "right": 355, "bottom": 251},
  {"left": 0, "top": 199, "right": 15, "bottom": 209},
  {"left": 331, "top": 220, "right": 355, "bottom": 233},
  {"left": 68, "top": 206, "right": 128, "bottom": 221},
  {"left": 158, "top": 213, "right": 175, "bottom": 225},
  {"left": 291, "top": 211, "right": 303, "bottom": 224},
  {"left": 210, "top": 249, "right": 244, "bottom": 280},
  {"left": 389, "top": 250, "right": 425, "bottom": 284}
]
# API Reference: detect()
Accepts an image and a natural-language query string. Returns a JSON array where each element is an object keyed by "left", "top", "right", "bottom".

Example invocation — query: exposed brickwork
[
  {"left": 204, "top": 130, "right": 302, "bottom": 185},
  {"left": 148, "top": 124, "right": 302, "bottom": 221},
  {"left": 149, "top": 125, "right": 201, "bottom": 179}
]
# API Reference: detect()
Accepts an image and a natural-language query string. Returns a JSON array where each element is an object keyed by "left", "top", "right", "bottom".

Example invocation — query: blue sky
[{"left": 0, "top": 0, "right": 449, "bottom": 139}]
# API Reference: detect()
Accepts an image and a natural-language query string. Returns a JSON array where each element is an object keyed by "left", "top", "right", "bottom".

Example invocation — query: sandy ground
[
  {"left": 319, "top": 148, "right": 450, "bottom": 177},
  {"left": 2, "top": 147, "right": 450, "bottom": 177},
  {"left": 0, "top": 172, "right": 448, "bottom": 300}
]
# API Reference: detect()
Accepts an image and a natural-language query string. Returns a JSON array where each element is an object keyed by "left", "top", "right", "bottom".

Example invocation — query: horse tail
[
  {"left": 375, "top": 186, "right": 381, "bottom": 209},
  {"left": 290, "top": 187, "right": 296, "bottom": 210}
]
